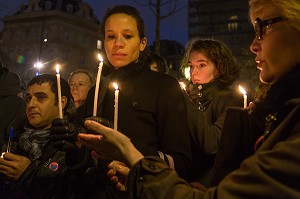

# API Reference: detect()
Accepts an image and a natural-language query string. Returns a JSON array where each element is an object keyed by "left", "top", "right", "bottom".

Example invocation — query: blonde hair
[{"left": 249, "top": 0, "right": 300, "bottom": 32}]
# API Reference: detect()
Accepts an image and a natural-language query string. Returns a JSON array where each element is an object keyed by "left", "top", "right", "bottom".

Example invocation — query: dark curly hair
[{"left": 181, "top": 38, "right": 241, "bottom": 87}]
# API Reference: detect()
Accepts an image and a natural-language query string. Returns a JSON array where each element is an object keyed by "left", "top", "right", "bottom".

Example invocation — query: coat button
[{"left": 132, "top": 101, "right": 140, "bottom": 109}]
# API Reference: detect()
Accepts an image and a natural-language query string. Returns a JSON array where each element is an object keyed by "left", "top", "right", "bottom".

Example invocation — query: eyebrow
[
  {"left": 188, "top": 59, "right": 209, "bottom": 64},
  {"left": 26, "top": 92, "right": 47, "bottom": 96},
  {"left": 106, "top": 29, "right": 134, "bottom": 33}
]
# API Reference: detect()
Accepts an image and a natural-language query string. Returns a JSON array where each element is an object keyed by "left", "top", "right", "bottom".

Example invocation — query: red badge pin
[{"left": 49, "top": 162, "right": 59, "bottom": 171}]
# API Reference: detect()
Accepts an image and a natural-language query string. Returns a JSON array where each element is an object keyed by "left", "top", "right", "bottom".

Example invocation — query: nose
[
  {"left": 190, "top": 66, "right": 199, "bottom": 77},
  {"left": 114, "top": 36, "right": 125, "bottom": 48},
  {"left": 70, "top": 83, "right": 78, "bottom": 91},
  {"left": 27, "top": 97, "right": 36, "bottom": 108},
  {"left": 250, "top": 37, "right": 260, "bottom": 54}
]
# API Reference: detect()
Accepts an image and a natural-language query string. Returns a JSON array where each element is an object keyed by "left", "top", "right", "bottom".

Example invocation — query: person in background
[
  {"left": 78, "top": 0, "right": 300, "bottom": 198},
  {"left": 17, "top": 79, "right": 27, "bottom": 99},
  {"left": 69, "top": 69, "right": 95, "bottom": 109},
  {"left": 145, "top": 51, "right": 168, "bottom": 73},
  {"left": 76, "top": 4, "right": 191, "bottom": 199},
  {"left": 0, "top": 66, "right": 26, "bottom": 153},
  {"left": 0, "top": 74, "right": 85, "bottom": 199},
  {"left": 180, "top": 38, "right": 241, "bottom": 186},
  {"left": 0, "top": 66, "right": 27, "bottom": 198}
]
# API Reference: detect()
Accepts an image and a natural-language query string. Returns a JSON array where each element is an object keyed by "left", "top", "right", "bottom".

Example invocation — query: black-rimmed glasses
[{"left": 255, "top": 17, "right": 284, "bottom": 40}]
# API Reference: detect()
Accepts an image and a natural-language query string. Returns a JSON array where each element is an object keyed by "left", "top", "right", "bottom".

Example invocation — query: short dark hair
[
  {"left": 145, "top": 52, "right": 168, "bottom": 73},
  {"left": 100, "top": 5, "right": 146, "bottom": 41},
  {"left": 28, "top": 74, "right": 73, "bottom": 113}
]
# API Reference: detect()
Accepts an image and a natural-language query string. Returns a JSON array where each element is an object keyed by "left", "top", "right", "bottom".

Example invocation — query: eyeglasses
[{"left": 254, "top": 17, "right": 284, "bottom": 40}]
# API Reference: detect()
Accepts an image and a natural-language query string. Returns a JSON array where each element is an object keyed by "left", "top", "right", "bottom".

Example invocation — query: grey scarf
[{"left": 19, "top": 127, "right": 50, "bottom": 161}]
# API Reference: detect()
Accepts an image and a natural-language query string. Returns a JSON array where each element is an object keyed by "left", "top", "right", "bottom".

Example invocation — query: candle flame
[
  {"left": 113, "top": 82, "right": 118, "bottom": 90},
  {"left": 98, "top": 53, "right": 103, "bottom": 62},
  {"left": 239, "top": 85, "right": 246, "bottom": 95},
  {"left": 184, "top": 67, "right": 190, "bottom": 79},
  {"left": 56, "top": 64, "right": 60, "bottom": 74},
  {"left": 35, "top": 62, "right": 43, "bottom": 69}
]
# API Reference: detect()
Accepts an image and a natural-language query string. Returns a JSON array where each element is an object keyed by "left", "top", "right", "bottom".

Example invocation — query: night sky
[{"left": 0, "top": 0, "right": 188, "bottom": 46}]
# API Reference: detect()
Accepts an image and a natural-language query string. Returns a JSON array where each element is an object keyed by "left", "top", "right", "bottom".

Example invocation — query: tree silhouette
[{"left": 134, "top": 0, "right": 186, "bottom": 54}]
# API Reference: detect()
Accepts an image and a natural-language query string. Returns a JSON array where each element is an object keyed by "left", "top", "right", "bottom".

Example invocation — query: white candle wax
[
  {"left": 239, "top": 85, "right": 247, "bottom": 108},
  {"left": 93, "top": 54, "right": 103, "bottom": 116},
  {"left": 243, "top": 94, "right": 247, "bottom": 109},
  {"left": 113, "top": 83, "right": 119, "bottom": 130},
  {"left": 56, "top": 64, "right": 63, "bottom": 118}
]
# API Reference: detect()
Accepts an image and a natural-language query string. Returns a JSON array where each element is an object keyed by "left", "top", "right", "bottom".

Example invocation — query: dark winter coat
[
  {"left": 1, "top": 128, "right": 86, "bottom": 199},
  {"left": 185, "top": 80, "right": 241, "bottom": 185},
  {"left": 77, "top": 56, "right": 192, "bottom": 198},
  {"left": 0, "top": 67, "right": 26, "bottom": 150},
  {"left": 127, "top": 64, "right": 300, "bottom": 199},
  {"left": 212, "top": 64, "right": 300, "bottom": 185}
]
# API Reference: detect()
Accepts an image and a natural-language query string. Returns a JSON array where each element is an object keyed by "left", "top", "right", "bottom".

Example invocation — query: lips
[
  {"left": 255, "top": 59, "right": 263, "bottom": 70},
  {"left": 27, "top": 112, "right": 40, "bottom": 118},
  {"left": 112, "top": 52, "right": 126, "bottom": 58}
]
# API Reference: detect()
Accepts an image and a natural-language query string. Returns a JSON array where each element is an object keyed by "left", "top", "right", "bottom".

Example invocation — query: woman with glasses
[
  {"left": 78, "top": 0, "right": 300, "bottom": 198},
  {"left": 180, "top": 38, "right": 241, "bottom": 186}
]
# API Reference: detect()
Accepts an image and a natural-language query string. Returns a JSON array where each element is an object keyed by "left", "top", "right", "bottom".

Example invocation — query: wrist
[{"left": 125, "top": 144, "right": 144, "bottom": 167}]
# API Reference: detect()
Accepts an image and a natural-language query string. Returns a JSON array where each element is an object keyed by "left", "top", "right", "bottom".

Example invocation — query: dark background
[{"left": 0, "top": 0, "right": 188, "bottom": 46}]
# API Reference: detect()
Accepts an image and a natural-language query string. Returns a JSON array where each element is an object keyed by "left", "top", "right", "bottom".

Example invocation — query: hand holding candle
[
  {"left": 239, "top": 85, "right": 248, "bottom": 108},
  {"left": 93, "top": 54, "right": 104, "bottom": 116},
  {"left": 113, "top": 83, "right": 119, "bottom": 130},
  {"left": 56, "top": 64, "right": 63, "bottom": 118}
]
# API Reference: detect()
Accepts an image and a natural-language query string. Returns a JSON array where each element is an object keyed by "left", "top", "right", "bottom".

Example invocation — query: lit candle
[
  {"left": 239, "top": 85, "right": 247, "bottom": 108},
  {"left": 93, "top": 54, "right": 104, "bottom": 116},
  {"left": 113, "top": 83, "right": 119, "bottom": 130},
  {"left": 56, "top": 64, "right": 63, "bottom": 118}
]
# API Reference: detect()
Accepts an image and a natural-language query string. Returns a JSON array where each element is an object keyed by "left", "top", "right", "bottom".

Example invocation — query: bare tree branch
[{"left": 134, "top": 0, "right": 187, "bottom": 54}]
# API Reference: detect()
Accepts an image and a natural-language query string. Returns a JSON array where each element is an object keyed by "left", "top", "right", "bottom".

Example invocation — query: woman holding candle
[
  {"left": 79, "top": 4, "right": 191, "bottom": 199},
  {"left": 180, "top": 38, "right": 241, "bottom": 186},
  {"left": 78, "top": 0, "right": 300, "bottom": 197}
]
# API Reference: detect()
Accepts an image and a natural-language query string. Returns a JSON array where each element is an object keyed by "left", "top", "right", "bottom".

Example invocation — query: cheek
[
  {"left": 79, "top": 88, "right": 88, "bottom": 97},
  {"left": 131, "top": 45, "right": 141, "bottom": 56},
  {"left": 104, "top": 43, "right": 112, "bottom": 55}
]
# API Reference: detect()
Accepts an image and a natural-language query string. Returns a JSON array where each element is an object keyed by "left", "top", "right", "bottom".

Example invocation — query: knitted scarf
[{"left": 19, "top": 127, "right": 50, "bottom": 161}]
